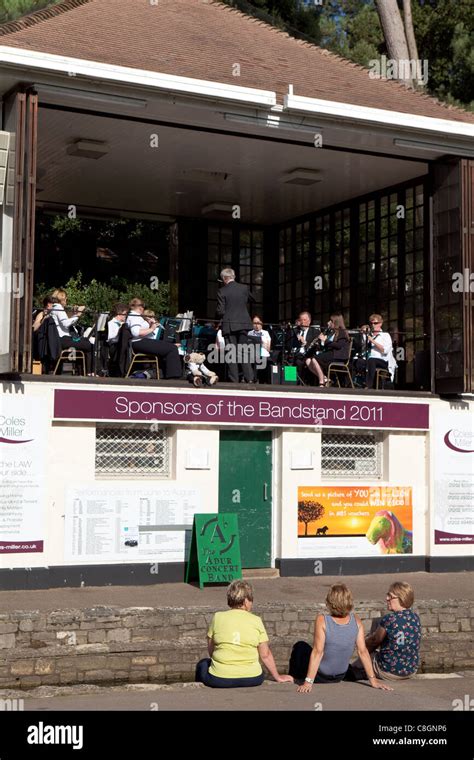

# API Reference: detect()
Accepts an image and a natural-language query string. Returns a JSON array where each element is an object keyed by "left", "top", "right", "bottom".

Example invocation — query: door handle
[{"left": 263, "top": 482, "right": 268, "bottom": 501}]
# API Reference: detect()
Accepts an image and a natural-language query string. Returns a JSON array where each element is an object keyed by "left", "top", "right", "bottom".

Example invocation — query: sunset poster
[{"left": 297, "top": 486, "right": 413, "bottom": 558}]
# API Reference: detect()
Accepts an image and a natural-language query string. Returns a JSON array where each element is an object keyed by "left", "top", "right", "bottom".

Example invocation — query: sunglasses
[{"left": 370, "top": 321, "right": 381, "bottom": 324}]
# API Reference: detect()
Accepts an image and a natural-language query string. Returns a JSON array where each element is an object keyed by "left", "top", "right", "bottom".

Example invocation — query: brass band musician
[{"left": 305, "top": 313, "right": 350, "bottom": 387}]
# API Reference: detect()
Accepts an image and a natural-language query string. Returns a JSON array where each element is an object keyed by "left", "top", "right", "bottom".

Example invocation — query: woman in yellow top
[{"left": 196, "top": 580, "right": 294, "bottom": 688}]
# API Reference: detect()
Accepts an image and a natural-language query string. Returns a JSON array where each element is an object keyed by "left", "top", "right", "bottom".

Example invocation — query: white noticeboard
[
  {"left": 0, "top": 394, "right": 46, "bottom": 555},
  {"left": 434, "top": 411, "right": 474, "bottom": 546},
  {"left": 65, "top": 484, "right": 201, "bottom": 563}
]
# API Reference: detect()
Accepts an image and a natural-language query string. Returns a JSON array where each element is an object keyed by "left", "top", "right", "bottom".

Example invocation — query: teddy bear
[{"left": 185, "top": 352, "right": 218, "bottom": 387}]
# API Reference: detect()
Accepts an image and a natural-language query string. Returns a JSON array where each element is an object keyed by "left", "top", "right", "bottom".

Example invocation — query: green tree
[{"left": 0, "top": 0, "right": 60, "bottom": 24}]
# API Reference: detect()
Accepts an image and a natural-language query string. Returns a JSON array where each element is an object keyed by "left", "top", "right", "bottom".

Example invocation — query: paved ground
[
  {"left": 1, "top": 672, "right": 472, "bottom": 711},
  {"left": 0, "top": 572, "right": 471, "bottom": 611}
]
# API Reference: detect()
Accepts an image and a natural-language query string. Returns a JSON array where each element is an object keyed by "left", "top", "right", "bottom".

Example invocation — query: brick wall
[{"left": 0, "top": 601, "right": 472, "bottom": 689}]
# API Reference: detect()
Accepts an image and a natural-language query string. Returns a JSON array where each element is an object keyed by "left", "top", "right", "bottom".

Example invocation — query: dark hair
[
  {"left": 43, "top": 295, "right": 53, "bottom": 308},
  {"left": 111, "top": 302, "right": 128, "bottom": 318}
]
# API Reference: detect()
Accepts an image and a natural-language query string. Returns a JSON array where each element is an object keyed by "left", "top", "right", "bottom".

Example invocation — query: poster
[
  {"left": 434, "top": 411, "right": 474, "bottom": 545},
  {"left": 0, "top": 394, "right": 46, "bottom": 554},
  {"left": 298, "top": 486, "right": 413, "bottom": 557},
  {"left": 65, "top": 484, "right": 201, "bottom": 562}
]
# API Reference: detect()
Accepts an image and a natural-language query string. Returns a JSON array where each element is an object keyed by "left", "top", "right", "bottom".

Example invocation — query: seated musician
[
  {"left": 33, "top": 296, "right": 53, "bottom": 332},
  {"left": 50, "top": 288, "right": 94, "bottom": 376},
  {"left": 305, "top": 314, "right": 350, "bottom": 387},
  {"left": 354, "top": 314, "right": 397, "bottom": 389},
  {"left": 248, "top": 316, "right": 271, "bottom": 383},
  {"left": 290, "top": 312, "right": 318, "bottom": 382},
  {"left": 126, "top": 298, "right": 182, "bottom": 380},
  {"left": 107, "top": 303, "right": 128, "bottom": 376}
]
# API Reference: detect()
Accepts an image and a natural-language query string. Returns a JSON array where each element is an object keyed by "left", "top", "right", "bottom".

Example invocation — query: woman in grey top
[{"left": 292, "top": 584, "right": 393, "bottom": 692}]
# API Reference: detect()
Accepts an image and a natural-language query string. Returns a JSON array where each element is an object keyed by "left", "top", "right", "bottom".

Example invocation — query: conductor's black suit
[{"left": 216, "top": 280, "right": 255, "bottom": 383}]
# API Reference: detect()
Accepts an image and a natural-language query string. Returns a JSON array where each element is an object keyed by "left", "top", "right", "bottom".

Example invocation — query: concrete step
[{"left": 242, "top": 568, "right": 280, "bottom": 580}]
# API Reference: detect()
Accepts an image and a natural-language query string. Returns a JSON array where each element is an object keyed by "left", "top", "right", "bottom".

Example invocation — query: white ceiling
[{"left": 36, "top": 105, "right": 428, "bottom": 224}]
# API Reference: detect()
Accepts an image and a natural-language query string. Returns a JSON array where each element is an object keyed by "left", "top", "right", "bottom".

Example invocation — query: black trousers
[
  {"left": 195, "top": 658, "right": 264, "bottom": 689},
  {"left": 223, "top": 331, "right": 254, "bottom": 383},
  {"left": 288, "top": 641, "right": 349, "bottom": 683},
  {"left": 59, "top": 336, "right": 92, "bottom": 374},
  {"left": 132, "top": 338, "right": 182, "bottom": 379},
  {"left": 354, "top": 358, "right": 389, "bottom": 389}
]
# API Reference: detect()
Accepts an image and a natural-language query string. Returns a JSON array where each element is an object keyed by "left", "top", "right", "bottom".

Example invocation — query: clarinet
[{"left": 304, "top": 327, "right": 334, "bottom": 359}]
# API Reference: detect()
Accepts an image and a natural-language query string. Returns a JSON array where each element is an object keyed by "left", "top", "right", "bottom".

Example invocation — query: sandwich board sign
[{"left": 186, "top": 513, "right": 242, "bottom": 588}]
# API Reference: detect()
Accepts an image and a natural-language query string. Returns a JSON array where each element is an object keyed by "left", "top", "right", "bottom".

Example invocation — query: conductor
[{"left": 216, "top": 268, "right": 255, "bottom": 383}]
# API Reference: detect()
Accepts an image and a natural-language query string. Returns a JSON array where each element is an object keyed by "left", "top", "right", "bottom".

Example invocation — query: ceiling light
[
  {"left": 66, "top": 140, "right": 108, "bottom": 159},
  {"left": 280, "top": 168, "right": 323, "bottom": 185}
]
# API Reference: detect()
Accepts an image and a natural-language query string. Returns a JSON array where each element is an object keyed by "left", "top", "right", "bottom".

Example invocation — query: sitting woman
[
  {"left": 196, "top": 580, "right": 294, "bottom": 688},
  {"left": 305, "top": 314, "right": 350, "bottom": 387},
  {"left": 50, "top": 288, "right": 93, "bottom": 375},
  {"left": 354, "top": 581, "right": 421, "bottom": 681},
  {"left": 126, "top": 298, "right": 182, "bottom": 379},
  {"left": 291, "top": 583, "right": 393, "bottom": 692}
]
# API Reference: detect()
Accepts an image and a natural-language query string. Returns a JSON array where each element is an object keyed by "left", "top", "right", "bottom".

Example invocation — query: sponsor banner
[
  {"left": 0, "top": 395, "right": 46, "bottom": 554},
  {"left": 298, "top": 486, "right": 413, "bottom": 557},
  {"left": 434, "top": 412, "right": 474, "bottom": 545},
  {"left": 54, "top": 389, "right": 430, "bottom": 430}
]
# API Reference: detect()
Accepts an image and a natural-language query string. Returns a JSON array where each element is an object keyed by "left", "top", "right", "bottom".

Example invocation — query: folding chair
[
  {"left": 327, "top": 340, "right": 354, "bottom": 388},
  {"left": 53, "top": 349, "right": 86, "bottom": 376},
  {"left": 126, "top": 352, "right": 160, "bottom": 379},
  {"left": 375, "top": 367, "right": 392, "bottom": 390}
]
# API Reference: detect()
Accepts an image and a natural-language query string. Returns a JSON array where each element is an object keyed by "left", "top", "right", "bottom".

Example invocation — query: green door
[{"left": 219, "top": 431, "right": 272, "bottom": 568}]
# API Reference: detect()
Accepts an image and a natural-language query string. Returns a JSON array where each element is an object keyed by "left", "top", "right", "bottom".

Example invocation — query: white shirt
[
  {"left": 370, "top": 331, "right": 398, "bottom": 379},
  {"left": 126, "top": 312, "right": 152, "bottom": 342},
  {"left": 248, "top": 329, "right": 271, "bottom": 358},
  {"left": 107, "top": 319, "right": 123, "bottom": 345},
  {"left": 51, "top": 303, "right": 79, "bottom": 338},
  {"left": 297, "top": 327, "right": 310, "bottom": 354}
]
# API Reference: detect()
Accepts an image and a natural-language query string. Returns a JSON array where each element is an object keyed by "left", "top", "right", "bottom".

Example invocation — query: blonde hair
[
  {"left": 325, "top": 583, "right": 353, "bottom": 617},
  {"left": 227, "top": 580, "right": 254, "bottom": 609},
  {"left": 143, "top": 309, "right": 155, "bottom": 319},
  {"left": 51, "top": 288, "right": 67, "bottom": 305},
  {"left": 369, "top": 313, "right": 383, "bottom": 324},
  {"left": 129, "top": 297, "right": 144, "bottom": 310},
  {"left": 388, "top": 581, "right": 414, "bottom": 609}
]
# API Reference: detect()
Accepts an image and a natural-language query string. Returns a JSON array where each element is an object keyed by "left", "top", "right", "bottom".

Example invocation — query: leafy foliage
[
  {"left": 0, "top": 0, "right": 61, "bottom": 23},
  {"left": 34, "top": 272, "right": 170, "bottom": 327}
]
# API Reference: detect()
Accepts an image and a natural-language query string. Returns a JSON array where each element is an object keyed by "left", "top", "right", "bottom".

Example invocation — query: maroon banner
[
  {"left": 54, "top": 389, "right": 429, "bottom": 430},
  {"left": 434, "top": 530, "right": 473, "bottom": 544},
  {"left": 0, "top": 541, "right": 44, "bottom": 553}
]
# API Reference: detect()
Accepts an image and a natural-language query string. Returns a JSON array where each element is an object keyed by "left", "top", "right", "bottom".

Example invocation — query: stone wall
[{"left": 0, "top": 601, "right": 472, "bottom": 689}]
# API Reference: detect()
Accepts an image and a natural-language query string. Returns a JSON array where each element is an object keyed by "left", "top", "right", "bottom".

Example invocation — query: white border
[
  {"left": 284, "top": 93, "right": 474, "bottom": 140},
  {"left": 0, "top": 46, "right": 277, "bottom": 106}
]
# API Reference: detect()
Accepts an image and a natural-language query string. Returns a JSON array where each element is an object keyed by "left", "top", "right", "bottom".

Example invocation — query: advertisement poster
[
  {"left": 0, "top": 394, "right": 46, "bottom": 554},
  {"left": 298, "top": 486, "right": 413, "bottom": 558},
  {"left": 434, "top": 411, "right": 474, "bottom": 545},
  {"left": 65, "top": 484, "right": 201, "bottom": 562}
]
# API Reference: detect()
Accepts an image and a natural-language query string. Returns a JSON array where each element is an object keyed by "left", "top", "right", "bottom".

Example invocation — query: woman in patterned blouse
[{"left": 364, "top": 581, "right": 421, "bottom": 680}]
